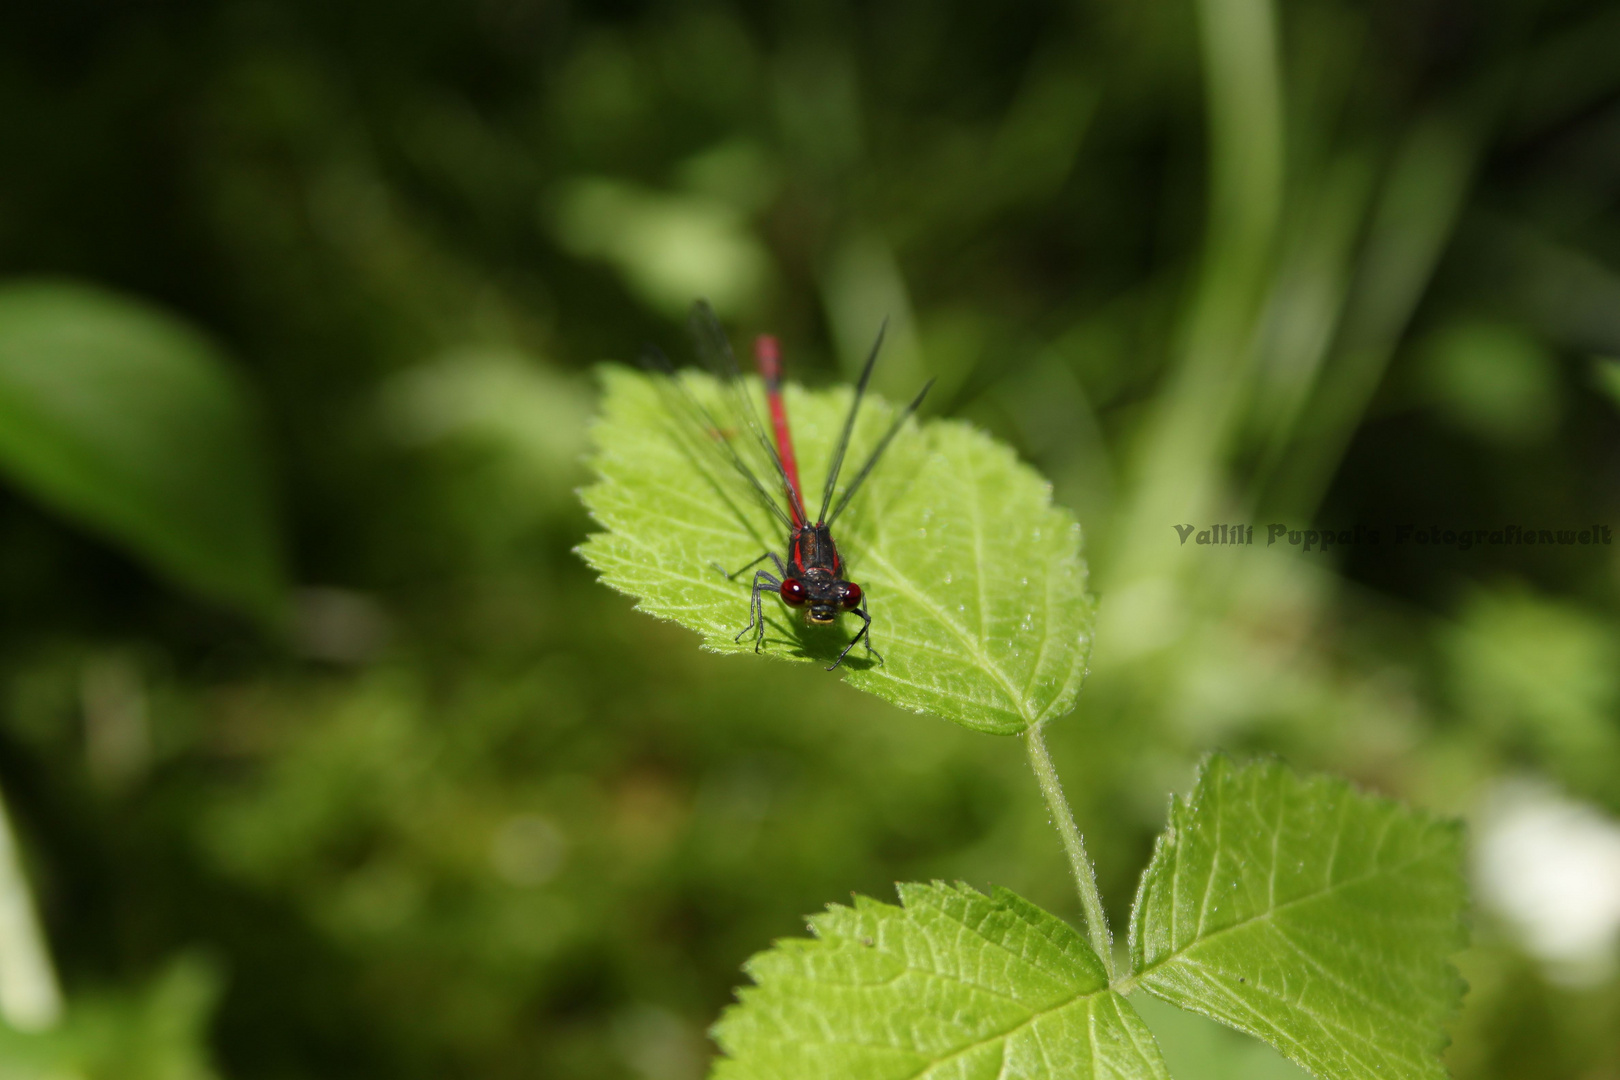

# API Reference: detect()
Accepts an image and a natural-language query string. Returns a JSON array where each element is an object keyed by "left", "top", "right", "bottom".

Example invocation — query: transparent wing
[
  {"left": 817, "top": 321, "right": 886, "bottom": 524},
  {"left": 638, "top": 344, "right": 795, "bottom": 533},
  {"left": 686, "top": 301, "right": 808, "bottom": 526},
  {"left": 826, "top": 377, "right": 935, "bottom": 526}
]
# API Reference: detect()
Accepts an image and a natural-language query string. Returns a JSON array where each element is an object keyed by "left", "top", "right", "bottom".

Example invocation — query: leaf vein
[
  {"left": 1137, "top": 844, "right": 1446, "bottom": 978},
  {"left": 859, "top": 547, "right": 1030, "bottom": 722}
]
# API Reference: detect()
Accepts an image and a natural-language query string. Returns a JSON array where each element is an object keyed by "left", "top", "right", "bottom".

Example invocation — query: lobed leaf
[
  {"left": 1127, "top": 755, "right": 1468, "bottom": 1080},
  {"left": 712, "top": 881, "right": 1169, "bottom": 1080},
  {"left": 578, "top": 366, "right": 1094, "bottom": 734}
]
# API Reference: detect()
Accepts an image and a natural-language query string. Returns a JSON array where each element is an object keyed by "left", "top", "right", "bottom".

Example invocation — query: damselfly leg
[
  {"left": 830, "top": 604, "right": 879, "bottom": 671},
  {"left": 713, "top": 551, "right": 775, "bottom": 581},
  {"left": 734, "top": 552, "right": 789, "bottom": 652}
]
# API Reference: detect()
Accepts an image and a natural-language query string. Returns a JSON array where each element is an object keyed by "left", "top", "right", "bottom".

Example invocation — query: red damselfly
[{"left": 644, "top": 301, "right": 932, "bottom": 671}]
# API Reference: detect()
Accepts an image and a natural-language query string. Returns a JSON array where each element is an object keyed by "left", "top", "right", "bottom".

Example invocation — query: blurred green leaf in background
[
  {"left": 0, "top": 957, "right": 221, "bottom": 1080},
  {"left": 0, "top": 0, "right": 1617, "bottom": 1077},
  {"left": 0, "top": 281, "right": 283, "bottom": 623}
]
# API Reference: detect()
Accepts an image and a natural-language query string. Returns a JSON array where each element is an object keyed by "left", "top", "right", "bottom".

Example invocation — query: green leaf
[
  {"left": 578, "top": 365, "right": 1094, "bottom": 734},
  {"left": 0, "top": 954, "right": 222, "bottom": 1080},
  {"left": 1127, "top": 755, "right": 1468, "bottom": 1080},
  {"left": 712, "top": 881, "right": 1169, "bottom": 1080},
  {"left": 0, "top": 280, "right": 285, "bottom": 623}
]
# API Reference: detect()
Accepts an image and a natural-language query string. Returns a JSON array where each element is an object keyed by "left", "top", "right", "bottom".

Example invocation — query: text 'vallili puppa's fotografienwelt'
[{"left": 1175, "top": 522, "right": 1615, "bottom": 553}]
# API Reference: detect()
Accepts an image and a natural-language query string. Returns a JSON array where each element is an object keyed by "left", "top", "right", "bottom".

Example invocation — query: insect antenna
[
  {"left": 639, "top": 344, "right": 795, "bottom": 532},
  {"left": 815, "top": 320, "right": 887, "bottom": 526},
  {"left": 826, "top": 377, "right": 935, "bottom": 526},
  {"left": 686, "top": 301, "right": 809, "bottom": 527}
]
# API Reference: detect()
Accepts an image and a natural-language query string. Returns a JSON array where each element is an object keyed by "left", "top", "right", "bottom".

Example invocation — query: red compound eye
[
  {"left": 780, "top": 578, "right": 807, "bottom": 605},
  {"left": 840, "top": 582, "right": 863, "bottom": 610}
]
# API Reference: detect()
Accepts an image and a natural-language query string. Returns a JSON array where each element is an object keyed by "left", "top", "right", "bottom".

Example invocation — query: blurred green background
[{"left": 1, "top": 0, "right": 1619, "bottom": 1077}]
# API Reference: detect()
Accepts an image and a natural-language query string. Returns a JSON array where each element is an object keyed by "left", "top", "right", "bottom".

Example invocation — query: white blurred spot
[
  {"left": 1476, "top": 780, "right": 1620, "bottom": 986},
  {"left": 490, "top": 814, "right": 567, "bottom": 886},
  {"left": 0, "top": 794, "right": 61, "bottom": 1031}
]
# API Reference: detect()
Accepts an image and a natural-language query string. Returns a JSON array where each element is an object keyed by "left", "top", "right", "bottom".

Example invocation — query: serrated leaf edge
[
  {"left": 1124, "top": 753, "right": 1469, "bottom": 1080},
  {"left": 711, "top": 880, "right": 1161, "bottom": 1078}
]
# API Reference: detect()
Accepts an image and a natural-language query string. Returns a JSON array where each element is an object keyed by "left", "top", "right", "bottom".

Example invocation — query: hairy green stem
[{"left": 1024, "top": 723, "right": 1114, "bottom": 979}]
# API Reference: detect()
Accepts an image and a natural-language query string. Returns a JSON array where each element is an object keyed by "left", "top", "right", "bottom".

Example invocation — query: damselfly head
[{"left": 806, "top": 581, "right": 862, "bottom": 624}]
